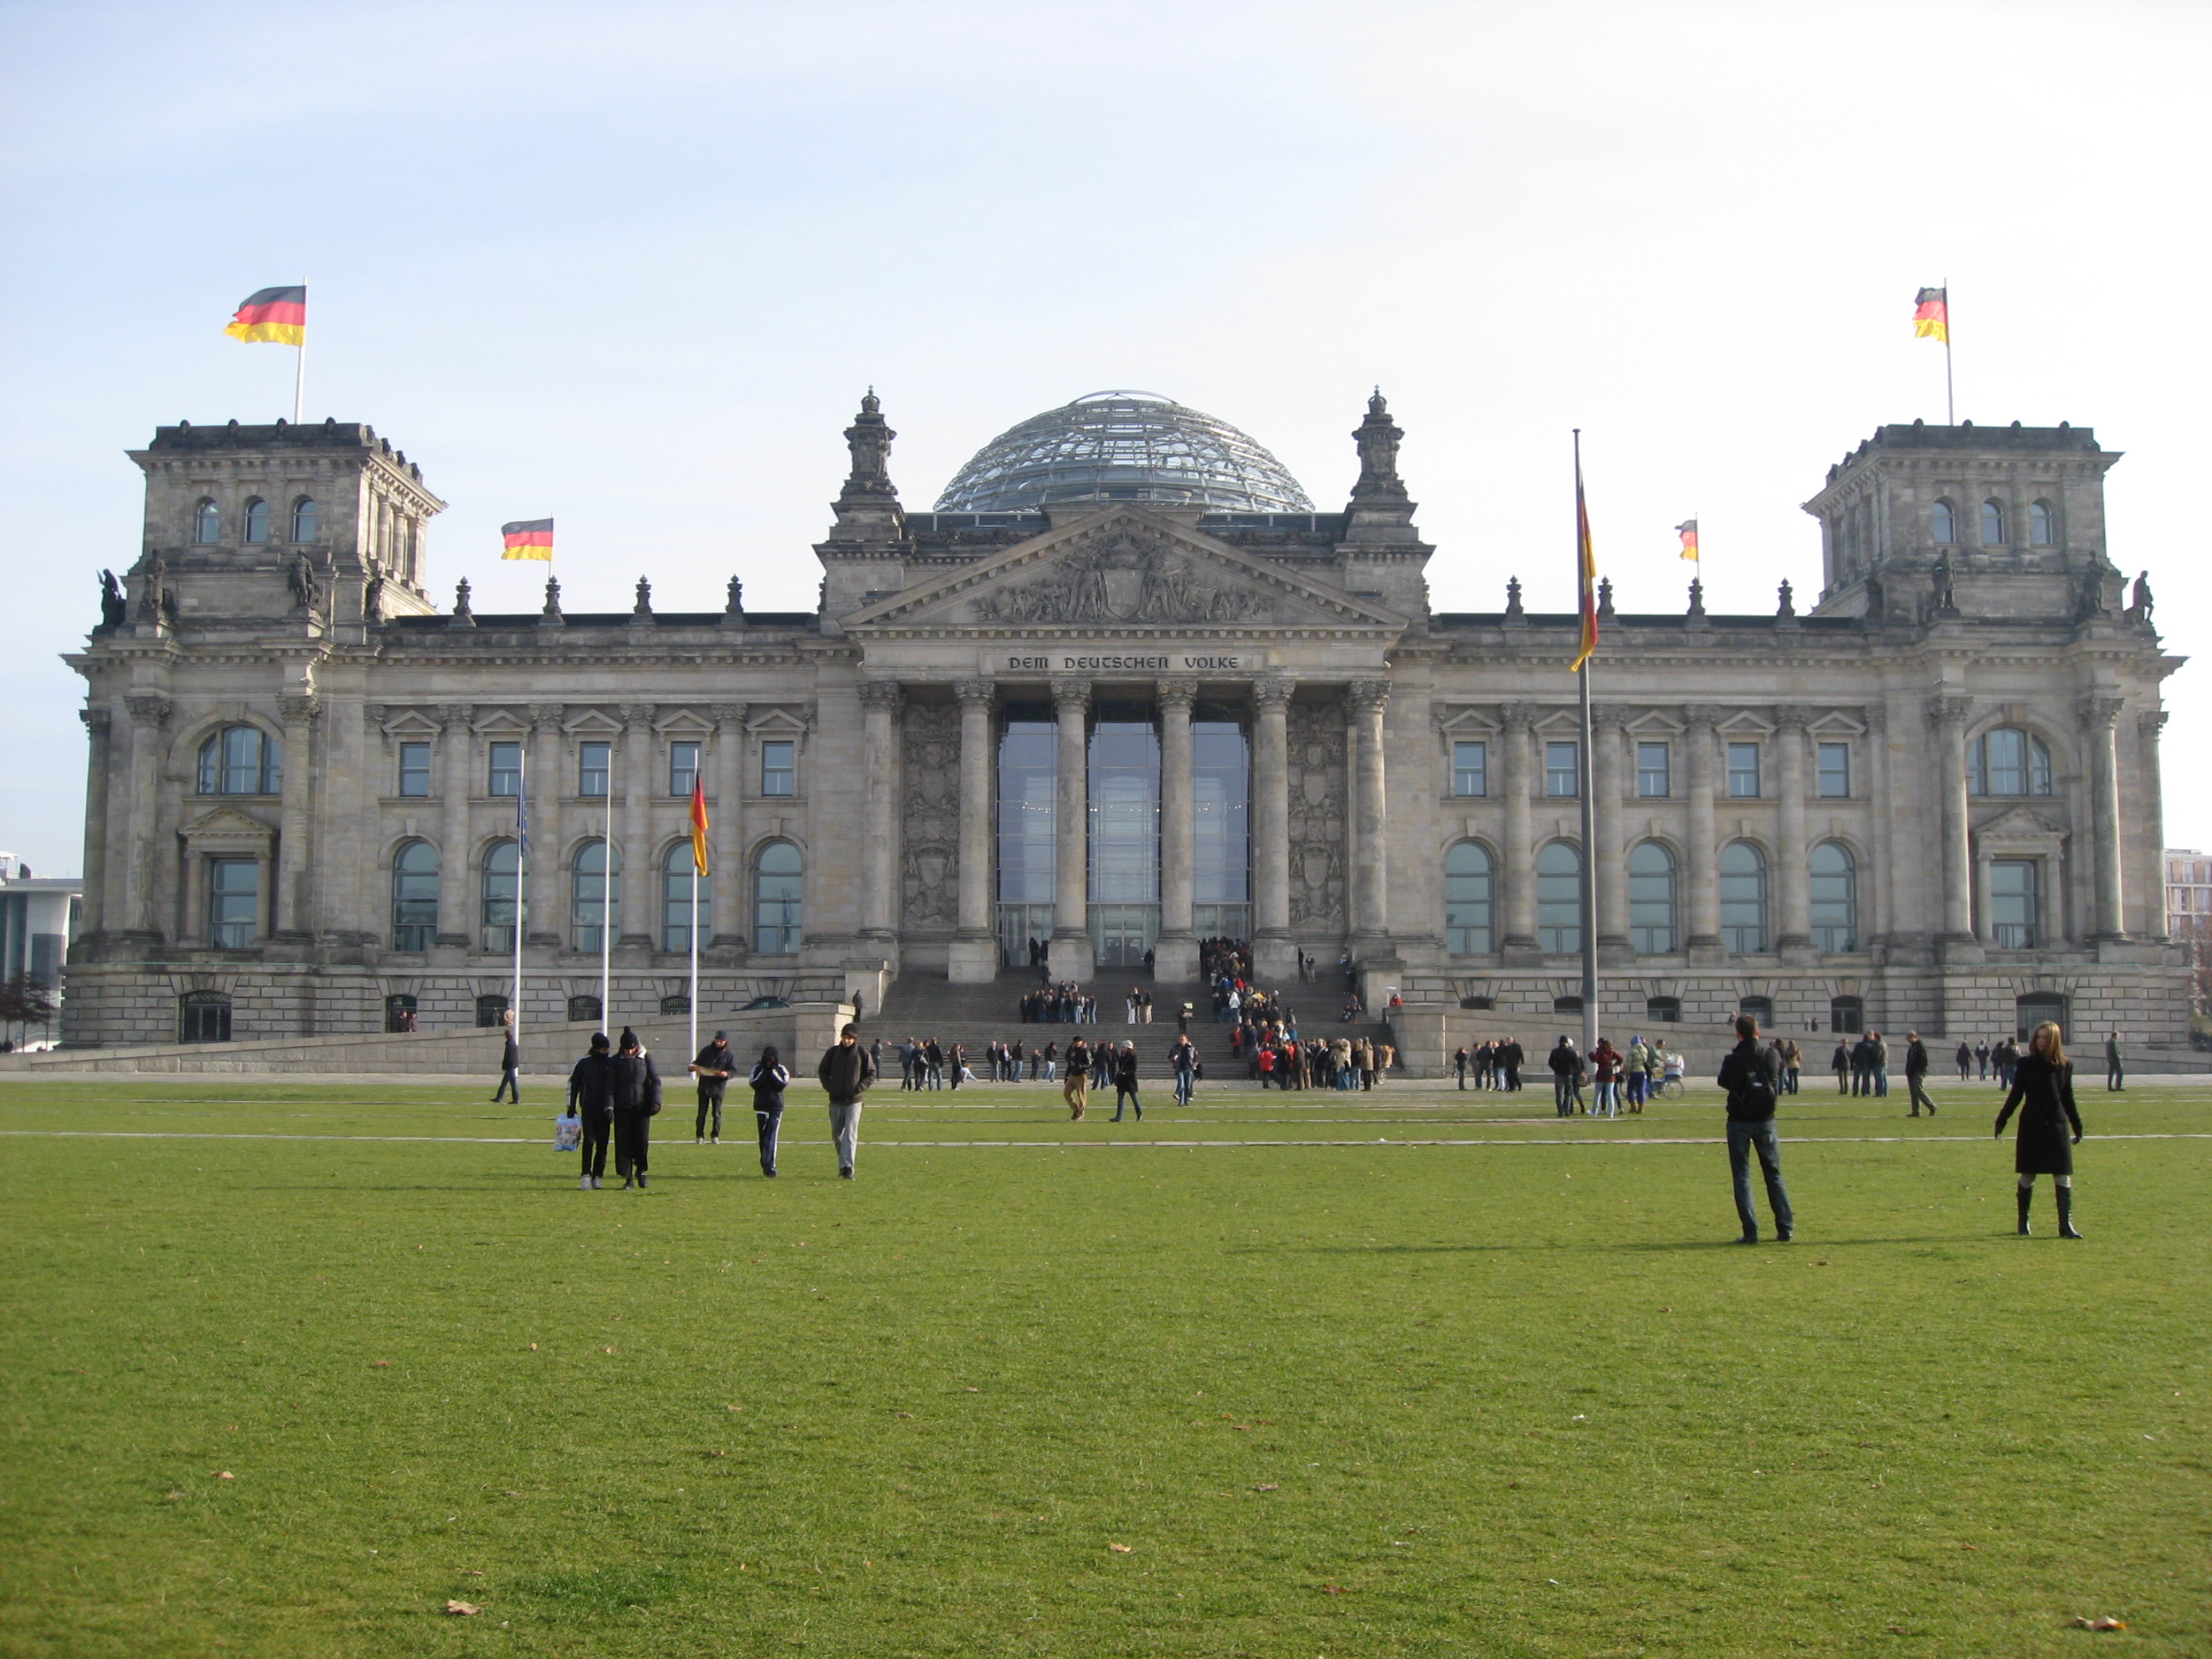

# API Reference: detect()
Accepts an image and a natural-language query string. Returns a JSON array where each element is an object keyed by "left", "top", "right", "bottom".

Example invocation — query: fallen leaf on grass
[
  {"left": 457, "top": 1569, "right": 484, "bottom": 1576},
  {"left": 1321, "top": 1584, "right": 1347, "bottom": 1594},
  {"left": 372, "top": 1360, "right": 391, "bottom": 1368},
  {"left": 528, "top": 1342, "right": 538, "bottom": 1351},
  {"left": 707, "top": 1450, "right": 725, "bottom": 1458},
  {"left": 445, "top": 1600, "right": 480, "bottom": 1616},
  {"left": 602, "top": 1347, "right": 617, "bottom": 1354},
  {"left": 965, "top": 1386, "right": 980, "bottom": 1393},
  {"left": 1254, "top": 1483, "right": 1279, "bottom": 1492},
  {"left": 2067, "top": 1616, "right": 2128, "bottom": 1631},
  {"left": 895, "top": 1411, "right": 915, "bottom": 1418},
  {"left": 1109, "top": 1543, "right": 1133, "bottom": 1553},
  {"left": 215, "top": 1471, "right": 234, "bottom": 1481}
]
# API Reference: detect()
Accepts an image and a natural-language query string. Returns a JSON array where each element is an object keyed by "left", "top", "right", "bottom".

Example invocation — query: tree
[{"left": 0, "top": 974, "right": 57, "bottom": 1050}]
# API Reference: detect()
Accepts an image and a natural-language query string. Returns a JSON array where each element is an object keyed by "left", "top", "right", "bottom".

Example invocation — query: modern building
[
  {"left": 0, "top": 854, "right": 81, "bottom": 1044},
  {"left": 2164, "top": 848, "right": 2211, "bottom": 1013},
  {"left": 59, "top": 390, "right": 2189, "bottom": 1064}
]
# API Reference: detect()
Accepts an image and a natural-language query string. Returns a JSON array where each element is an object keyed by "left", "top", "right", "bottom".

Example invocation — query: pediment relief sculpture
[{"left": 969, "top": 533, "right": 1273, "bottom": 626}]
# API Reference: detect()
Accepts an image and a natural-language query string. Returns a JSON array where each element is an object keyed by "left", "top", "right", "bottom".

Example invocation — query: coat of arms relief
[{"left": 969, "top": 533, "right": 1274, "bottom": 626}]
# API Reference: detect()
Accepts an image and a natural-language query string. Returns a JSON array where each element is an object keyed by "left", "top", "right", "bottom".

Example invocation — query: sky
[{"left": 2, "top": 0, "right": 2207, "bottom": 874}]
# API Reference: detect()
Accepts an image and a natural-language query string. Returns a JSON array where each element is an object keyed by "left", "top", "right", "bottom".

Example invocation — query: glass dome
[{"left": 933, "top": 390, "right": 1314, "bottom": 515}]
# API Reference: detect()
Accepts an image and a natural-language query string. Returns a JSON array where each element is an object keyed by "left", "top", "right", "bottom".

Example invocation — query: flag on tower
[
  {"left": 1676, "top": 519, "right": 1700, "bottom": 562},
  {"left": 501, "top": 519, "right": 555, "bottom": 561},
  {"left": 1569, "top": 457, "right": 1598, "bottom": 673},
  {"left": 689, "top": 777, "right": 710, "bottom": 876},
  {"left": 1912, "top": 286, "right": 1949, "bottom": 342},
  {"left": 224, "top": 285, "right": 306, "bottom": 346}
]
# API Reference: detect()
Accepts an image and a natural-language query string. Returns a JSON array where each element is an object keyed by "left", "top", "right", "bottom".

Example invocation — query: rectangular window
[
  {"left": 208, "top": 857, "right": 259, "bottom": 949},
  {"left": 579, "top": 740, "right": 610, "bottom": 798},
  {"left": 1451, "top": 741, "right": 1487, "bottom": 797},
  {"left": 398, "top": 741, "right": 430, "bottom": 797},
  {"left": 1817, "top": 742, "right": 1850, "bottom": 798},
  {"left": 487, "top": 740, "right": 521, "bottom": 798},
  {"left": 1544, "top": 741, "right": 1579, "bottom": 797},
  {"left": 1726, "top": 742, "right": 1761, "bottom": 798},
  {"left": 761, "top": 739, "right": 797, "bottom": 797},
  {"left": 669, "top": 740, "right": 701, "bottom": 798},
  {"left": 1990, "top": 858, "right": 2040, "bottom": 948},
  {"left": 1636, "top": 741, "right": 1671, "bottom": 798}
]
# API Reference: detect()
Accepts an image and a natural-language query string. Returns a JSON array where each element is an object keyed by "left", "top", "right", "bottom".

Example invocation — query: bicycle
[{"left": 1654, "top": 1074, "right": 1686, "bottom": 1102}]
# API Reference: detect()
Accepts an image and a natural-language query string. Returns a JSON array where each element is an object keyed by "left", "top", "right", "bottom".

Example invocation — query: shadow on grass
[{"left": 1242, "top": 1233, "right": 1994, "bottom": 1255}]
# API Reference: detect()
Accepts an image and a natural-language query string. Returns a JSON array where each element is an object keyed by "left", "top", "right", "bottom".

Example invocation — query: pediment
[
  {"left": 1975, "top": 805, "right": 2068, "bottom": 844},
  {"left": 181, "top": 805, "right": 276, "bottom": 847},
  {"left": 842, "top": 507, "right": 1406, "bottom": 633}
]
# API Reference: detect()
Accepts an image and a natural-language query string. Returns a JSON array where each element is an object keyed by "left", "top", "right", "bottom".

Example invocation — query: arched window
[
  {"left": 2015, "top": 991, "right": 2066, "bottom": 1042},
  {"left": 390, "top": 840, "right": 439, "bottom": 952},
  {"left": 1738, "top": 995, "right": 1774, "bottom": 1027},
  {"left": 291, "top": 497, "right": 317, "bottom": 542},
  {"left": 1718, "top": 841, "right": 1768, "bottom": 953},
  {"left": 663, "top": 843, "right": 711, "bottom": 952},
  {"left": 1535, "top": 841, "right": 1583, "bottom": 956},
  {"left": 571, "top": 839, "right": 620, "bottom": 952},
  {"left": 1443, "top": 841, "right": 1493, "bottom": 955},
  {"left": 192, "top": 498, "right": 220, "bottom": 543},
  {"left": 1808, "top": 841, "right": 1858, "bottom": 952},
  {"left": 1627, "top": 841, "right": 1677, "bottom": 954},
  {"left": 754, "top": 840, "right": 804, "bottom": 955},
  {"left": 242, "top": 497, "right": 269, "bottom": 544},
  {"left": 481, "top": 839, "right": 519, "bottom": 953},
  {"left": 1644, "top": 996, "right": 1680, "bottom": 1025},
  {"left": 474, "top": 993, "right": 510, "bottom": 1028},
  {"left": 1980, "top": 499, "right": 2005, "bottom": 545},
  {"left": 1931, "top": 498, "right": 1956, "bottom": 544},
  {"left": 383, "top": 993, "right": 417, "bottom": 1033},
  {"left": 567, "top": 994, "right": 602, "bottom": 1025},
  {"left": 2029, "top": 499, "right": 2056, "bottom": 546},
  {"left": 1830, "top": 996, "right": 1864, "bottom": 1034},
  {"left": 178, "top": 990, "right": 231, "bottom": 1044},
  {"left": 1968, "top": 727, "right": 2052, "bottom": 796},
  {"left": 196, "top": 725, "right": 281, "bottom": 795}
]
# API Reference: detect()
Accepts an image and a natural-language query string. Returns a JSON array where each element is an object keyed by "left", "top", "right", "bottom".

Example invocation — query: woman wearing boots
[{"left": 1994, "top": 1020, "right": 2085, "bottom": 1237}]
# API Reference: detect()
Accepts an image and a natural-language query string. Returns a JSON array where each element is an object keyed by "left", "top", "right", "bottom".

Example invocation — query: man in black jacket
[
  {"left": 492, "top": 1015, "right": 521, "bottom": 1103},
  {"left": 1110, "top": 1041, "right": 1143, "bottom": 1121},
  {"left": 1717, "top": 1014, "right": 1794, "bottom": 1243},
  {"left": 567, "top": 1033, "right": 615, "bottom": 1190},
  {"left": 1547, "top": 1037, "right": 1580, "bottom": 1117},
  {"left": 608, "top": 1032, "right": 662, "bottom": 1190},
  {"left": 817, "top": 1023, "right": 876, "bottom": 1179},
  {"left": 690, "top": 1031, "right": 735, "bottom": 1143},
  {"left": 1499, "top": 1037, "right": 1524, "bottom": 1092},
  {"left": 1903, "top": 1030, "right": 1937, "bottom": 1118}
]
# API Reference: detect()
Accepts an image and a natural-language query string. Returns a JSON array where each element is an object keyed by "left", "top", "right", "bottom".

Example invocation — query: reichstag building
[{"left": 62, "top": 387, "right": 2187, "bottom": 1068}]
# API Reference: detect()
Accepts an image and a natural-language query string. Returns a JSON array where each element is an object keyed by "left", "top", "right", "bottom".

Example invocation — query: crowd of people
[{"left": 1018, "top": 984, "right": 1098, "bottom": 1022}]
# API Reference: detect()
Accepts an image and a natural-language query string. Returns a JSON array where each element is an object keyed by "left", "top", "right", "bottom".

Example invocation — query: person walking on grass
[
  {"left": 608, "top": 1030, "right": 662, "bottom": 1190},
  {"left": 567, "top": 1032, "right": 614, "bottom": 1190},
  {"left": 492, "top": 1012, "right": 521, "bottom": 1103},
  {"left": 1548, "top": 1035, "right": 1580, "bottom": 1118},
  {"left": 1996, "top": 1020, "right": 2085, "bottom": 1238},
  {"left": 748, "top": 1045, "right": 790, "bottom": 1177},
  {"left": 1111, "top": 1041, "right": 1144, "bottom": 1121},
  {"left": 1831, "top": 1038, "right": 1851, "bottom": 1093},
  {"left": 690, "top": 1030, "right": 735, "bottom": 1144},
  {"left": 1903, "top": 1030, "right": 1938, "bottom": 1117},
  {"left": 2104, "top": 1030, "right": 2124, "bottom": 1091},
  {"left": 1717, "top": 1013, "right": 1794, "bottom": 1243},
  {"left": 816, "top": 1022, "right": 876, "bottom": 1179},
  {"left": 1955, "top": 1039, "right": 1973, "bottom": 1082},
  {"left": 1171, "top": 1033, "right": 1198, "bottom": 1105},
  {"left": 1063, "top": 1036, "right": 1091, "bottom": 1120}
]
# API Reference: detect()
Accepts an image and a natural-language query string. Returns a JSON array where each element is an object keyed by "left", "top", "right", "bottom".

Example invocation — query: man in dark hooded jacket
[
  {"left": 567, "top": 1033, "right": 614, "bottom": 1190},
  {"left": 1716, "top": 1014, "right": 1794, "bottom": 1243},
  {"left": 608, "top": 1031, "right": 661, "bottom": 1190},
  {"left": 817, "top": 1023, "right": 876, "bottom": 1179}
]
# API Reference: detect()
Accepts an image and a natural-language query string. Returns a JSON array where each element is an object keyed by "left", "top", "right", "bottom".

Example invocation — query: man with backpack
[{"left": 1716, "top": 1012, "right": 1795, "bottom": 1243}]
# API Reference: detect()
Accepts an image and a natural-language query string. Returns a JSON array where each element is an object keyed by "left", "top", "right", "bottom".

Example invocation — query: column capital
[
  {"left": 954, "top": 678, "right": 996, "bottom": 708},
  {"left": 1049, "top": 676, "right": 1091, "bottom": 713},
  {"left": 618, "top": 701, "right": 657, "bottom": 730},
  {"left": 529, "top": 701, "right": 568, "bottom": 731},
  {"left": 276, "top": 693, "right": 321, "bottom": 727},
  {"left": 857, "top": 678, "right": 903, "bottom": 713},
  {"left": 79, "top": 706, "right": 111, "bottom": 736},
  {"left": 1590, "top": 704, "right": 1627, "bottom": 733},
  {"left": 124, "top": 693, "right": 172, "bottom": 728},
  {"left": 1773, "top": 705, "right": 1812, "bottom": 734},
  {"left": 1498, "top": 701, "right": 1532, "bottom": 732},
  {"left": 1925, "top": 693, "right": 1974, "bottom": 730},
  {"left": 2077, "top": 693, "right": 2126, "bottom": 729},
  {"left": 1347, "top": 678, "right": 1391, "bottom": 714},
  {"left": 435, "top": 701, "right": 474, "bottom": 732},
  {"left": 1251, "top": 676, "right": 1295, "bottom": 710},
  {"left": 1679, "top": 703, "right": 1723, "bottom": 730},
  {"left": 1155, "top": 677, "right": 1199, "bottom": 712}
]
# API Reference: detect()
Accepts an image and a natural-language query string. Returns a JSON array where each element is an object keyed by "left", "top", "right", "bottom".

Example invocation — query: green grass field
[{"left": 2, "top": 1074, "right": 2206, "bottom": 1657}]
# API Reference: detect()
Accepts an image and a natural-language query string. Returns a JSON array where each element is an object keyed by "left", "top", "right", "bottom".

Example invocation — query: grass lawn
[{"left": 0, "top": 1074, "right": 2206, "bottom": 1657}]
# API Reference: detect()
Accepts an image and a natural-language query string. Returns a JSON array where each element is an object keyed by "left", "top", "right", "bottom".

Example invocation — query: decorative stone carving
[
  {"left": 1926, "top": 694, "right": 1974, "bottom": 731},
  {"left": 857, "top": 679, "right": 903, "bottom": 713},
  {"left": 1349, "top": 389, "right": 1407, "bottom": 502},
  {"left": 1285, "top": 699, "right": 1347, "bottom": 932},
  {"left": 972, "top": 532, "right": 1272, "bottom": 626},
  {"left": 899, "top": 701, "right": 959, "bottom": 928},
  {"left": 838, "top": 389, "right": 899, "bottom": 505},
  {"left": 276, "top": 694, "right": 321, "bottom": 727},
  {"left": 953, "top": 678, "right": 994, "bottom": 708},
  {"left": 124, "top": 694, "right": 171, "bottom": 727}
]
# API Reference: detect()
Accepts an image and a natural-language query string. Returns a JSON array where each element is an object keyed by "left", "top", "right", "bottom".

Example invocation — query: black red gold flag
[{"left": 224, "top": 286, "right": 306, "bottom": 346}]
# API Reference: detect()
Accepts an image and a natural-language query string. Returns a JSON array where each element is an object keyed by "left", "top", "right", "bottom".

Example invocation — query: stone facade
[{"left": 61, "top": 397, "right": 2188, "bottom": 1068}]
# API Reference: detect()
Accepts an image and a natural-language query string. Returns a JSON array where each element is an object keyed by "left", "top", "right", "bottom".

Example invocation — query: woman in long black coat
[{"left": 1994, "top": 1021, "right": 2085, "bottom": 1237}]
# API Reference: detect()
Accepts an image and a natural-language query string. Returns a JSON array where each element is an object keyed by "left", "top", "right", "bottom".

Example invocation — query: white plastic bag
[{"left": 554, "top": 1113, "right": 581, "bottom": 1152}]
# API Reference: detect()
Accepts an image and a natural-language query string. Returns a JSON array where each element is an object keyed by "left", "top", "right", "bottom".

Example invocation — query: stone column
[
  {"left": 1499, "top": 705, "right": 1537, "bottom": 958},
  {"left": 1683, "top": 707, "right": 1720, "bottom": 956},
  {"left": 618, "top": 703, "right": 655, "bottom": 952},
  {"left": 434, "top": 703, "right": 473, "bottom": 948},
  {"left": 949, "top": 679, "right": 999, "bottom": 983},
  {"left": 1049, "top": 678, "right": 1093, "bottom": 981},
  {"left": 2081, "top": 694, "right": 2128, "bottom": 940},
  {"left": 276, "top": 693, "right": 319, "bottom": 939},
  {"left": 858, "top": 680, "right": 902, "bottom": 946},
  {"left": 1929, "top": 695, "right": 1975, "bottom": 946},
  {"left": 1153, "top": 678, "right": 1199, "bottom": 982},
  {"left": 709, "top": 703, "right": 748, "bottom": 949},
  {"left": 78, "top": 708, "right": 110, "bottom": 938},
  {"left": 1251, "top": 678, "right": 1295, "bottom": 981},
  {"left": 527, "top": 705, "right": 564, "bottom": 946},
  {"left": 1592, "top": 707, "right": 1629, "bottom": 958},
  {"left": 1774, "top": 707, "right": 1813, "bottom": 957},
  {"left": 2137, "top": 709, "right": 2169, "bottom": 940},
  {"left": 121, "top": 695, "right": 171, "bottom": 939},
  {"left": 1348, "top": 680, "right": 1392, "bottom": 957}
]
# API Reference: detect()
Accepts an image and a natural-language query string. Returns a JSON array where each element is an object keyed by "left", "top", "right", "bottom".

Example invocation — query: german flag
[
  {"left": 1676, "top": 519, "right": 1700, "bottom": 562},
  {"left": 1912, "top": 286, "right": 1948, "bottom": 343},
  {"left": 689, "top": 777, "right": 710, "bottom": 876},
  {"left": 224, "top": 285, "right": 306, "bottom": 346},
  {"left": 500, "top": 519, "right": 554, "bottom": 561},
  {"left": 1569, "top": 453, "right": 1598, "bottom": 673}
]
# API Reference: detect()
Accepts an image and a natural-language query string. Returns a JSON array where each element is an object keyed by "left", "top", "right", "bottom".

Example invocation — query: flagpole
[
  {"left": 1942, "top": 275, "right": 1954, "bottom": 425},
  {"left": 512, "top": 750, "right": 526, "bottom": 1072},
  {"left": 294, "top": 277, "right": 306, "bottom": 425},
  {"left": 689, "top": 869, "right": 700, "bottom": 1064},
  {"left": 1573, "top": 431, "right": 1599, "bottom": 1081},
  {"left": 601, "top": 777, "right": 613, "bottom": 1034}
]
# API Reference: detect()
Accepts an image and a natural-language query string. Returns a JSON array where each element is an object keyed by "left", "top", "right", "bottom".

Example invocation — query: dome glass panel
[{"left": 933, "top": 390, "right": 1313, "bottom": 515}]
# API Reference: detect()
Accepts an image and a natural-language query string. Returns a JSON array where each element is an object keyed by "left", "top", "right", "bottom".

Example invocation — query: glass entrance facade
[
  {"left": 996, "top": 711, "right": 1056, "bottom": 966},
  {"left": 1191, "top": 713, "right": 1251, "bottom": 942},
  {"left": 1089, "top": 709, "right": 1160, "bottom": 967}
]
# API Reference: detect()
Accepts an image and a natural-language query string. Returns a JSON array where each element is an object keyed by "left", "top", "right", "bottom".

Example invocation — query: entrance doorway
[{"left": 1090, "top": 904, "right": 1159, "bottom": 970}]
